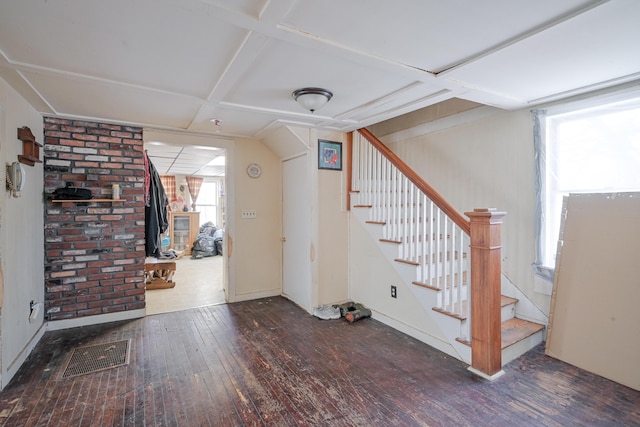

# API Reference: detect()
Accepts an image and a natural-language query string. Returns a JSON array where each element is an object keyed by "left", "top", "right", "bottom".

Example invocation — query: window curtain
[
  {"left": 186, "top": 176, "right": 203, "bottom": 211},
  {"left": 159, "top": 175, "right": 176, "bottom": 205}
]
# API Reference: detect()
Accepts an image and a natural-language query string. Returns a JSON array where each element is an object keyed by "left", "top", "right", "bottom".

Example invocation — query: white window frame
[
  {"left": 197, "top": 178, "right": 225, "bottom": 229},
  {"left": 533, "top": 86, "right": 640, "bottom": 280}
]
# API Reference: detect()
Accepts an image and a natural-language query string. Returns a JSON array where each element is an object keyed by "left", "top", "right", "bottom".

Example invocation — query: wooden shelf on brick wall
[
  {"left": 17, "top": 126, "right": 42, "bottom": 166},
  {"left": 51, "top": 199, "right": 125, "bottom": 203}
]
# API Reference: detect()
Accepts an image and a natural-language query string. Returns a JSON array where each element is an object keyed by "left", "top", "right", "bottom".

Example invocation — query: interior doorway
[{"left": 144, "top": 141, "right": 227, "bottom": 315}]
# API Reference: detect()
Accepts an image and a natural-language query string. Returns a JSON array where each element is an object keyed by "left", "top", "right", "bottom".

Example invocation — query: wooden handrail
[{"left": 356, "top": 128, "right": 471, "bottom": 235}]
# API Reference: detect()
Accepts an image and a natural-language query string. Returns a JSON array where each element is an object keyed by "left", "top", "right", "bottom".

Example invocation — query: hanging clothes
[{"left": 144, "top": 152, "right": 169, "bottom": 257}]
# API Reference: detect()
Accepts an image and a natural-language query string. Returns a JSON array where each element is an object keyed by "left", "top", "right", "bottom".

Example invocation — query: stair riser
[
  {"left": 502, "top": 330, "right": 544, "bottom": 365},
  {"left": 415, "top": 266, "right": 468, "bottom": 288},
  {"left": 435, "top": 312, "right": 472, "bottom": 357},
  {"left": 435, "top": 289, "right": 468, "bottom": 309},
  {"left": 395, "top": 249, "right": 468, "bottom": 264},
  {"left": 385, "top": 237, "right": 462, "bottom": 251},
  {"left": 501, "top": 302, "right": 516, "bottom": 322}
]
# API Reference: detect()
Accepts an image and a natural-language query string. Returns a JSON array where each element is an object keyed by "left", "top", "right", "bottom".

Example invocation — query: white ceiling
[
  {"left": 145, "top": 142, "right": 226, "bottom": 177},
  {"left": 1, "top": 0, "right": 640, "bottom": 176}
]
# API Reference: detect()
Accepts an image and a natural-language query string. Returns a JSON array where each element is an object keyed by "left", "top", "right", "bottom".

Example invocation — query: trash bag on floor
[
  {"left": 213, "top": 228, "right": 223, "bottom": 256},
  {"left": 191, "top": 233, "right": 217, "bottom": 258},
  {"left": 199, "top": 221, "right": 217, "bottom": 236}
]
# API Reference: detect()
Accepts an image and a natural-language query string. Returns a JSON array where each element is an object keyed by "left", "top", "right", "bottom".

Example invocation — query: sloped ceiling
[{"left": 1, "top": 0, "right": 639, "bottom": 175}]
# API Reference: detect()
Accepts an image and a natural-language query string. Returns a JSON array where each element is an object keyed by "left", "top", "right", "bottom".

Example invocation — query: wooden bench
[{"left": 145, "top": 259, "right": 176, "bottom": 290}]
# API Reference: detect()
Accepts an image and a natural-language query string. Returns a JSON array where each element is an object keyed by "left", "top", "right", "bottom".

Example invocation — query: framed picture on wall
[{"left": 318, "top": 140, "right": 342, "bottom": 170}]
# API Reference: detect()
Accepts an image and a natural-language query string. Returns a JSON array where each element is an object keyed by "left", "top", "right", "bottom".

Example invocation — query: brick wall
[{"left": 43, "top": 117, "right": 146, "bottom": 321}]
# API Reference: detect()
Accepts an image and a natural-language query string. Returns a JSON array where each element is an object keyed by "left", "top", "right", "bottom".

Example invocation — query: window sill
[{"left": 533, "top": 264, "right": 554, "bottom": 295}]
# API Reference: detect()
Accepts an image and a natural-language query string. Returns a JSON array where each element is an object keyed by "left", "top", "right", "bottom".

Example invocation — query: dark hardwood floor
[{"left": 1, "top": 297, "right": 638, "bottom": 426}]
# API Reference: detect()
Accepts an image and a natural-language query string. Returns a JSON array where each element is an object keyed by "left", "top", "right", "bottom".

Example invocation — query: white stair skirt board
[{"left": 371, "top": 310, "right": 467, "bottom": 363}]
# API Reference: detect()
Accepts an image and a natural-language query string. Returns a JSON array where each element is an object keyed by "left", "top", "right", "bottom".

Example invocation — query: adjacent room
[
  {"left": 0, "top": 1, "right": 639, "bottom": 425},
  {"left": 144, "top": 142, "right": 227, "bottom": 315}
]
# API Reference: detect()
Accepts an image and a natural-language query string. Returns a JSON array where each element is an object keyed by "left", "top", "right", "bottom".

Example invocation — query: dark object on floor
[
  {"left": 334, "top": 301, "right": 355, "bottom": 317},
  {"left": 199, "top": 221, "right": 217, "bottom": 236},
  {"left": 213, "top": 228, "right": 223, "bottom": 256},
  {"left": 192, "top": 222, "right": 224, "bottom": 258},
  {"left": 192, "top": 233, "right": 217, "bottom": 258},
  {"left": 344, "top": 304, "right": 372, "bottom": 323},
  {"left": 159, "top": 249, "right": 181, "bottom": 259},
  {"left": 333, "top": 301, "right": 372, "bottom": 323}
]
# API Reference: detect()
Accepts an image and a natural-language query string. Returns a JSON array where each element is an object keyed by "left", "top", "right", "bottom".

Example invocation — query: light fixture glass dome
[{"left": 292, "top": 88, "right": 333, "bottom": 113}]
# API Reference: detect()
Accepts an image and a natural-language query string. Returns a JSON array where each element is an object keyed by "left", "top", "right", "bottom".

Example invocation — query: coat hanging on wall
[{"left": 144, "top": 152, "right": 169, "bottom": 257}]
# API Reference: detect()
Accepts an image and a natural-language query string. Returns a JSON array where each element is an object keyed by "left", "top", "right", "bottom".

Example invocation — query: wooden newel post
[{"left": 465, "top": 208, "right": 506, "bottom": 380}]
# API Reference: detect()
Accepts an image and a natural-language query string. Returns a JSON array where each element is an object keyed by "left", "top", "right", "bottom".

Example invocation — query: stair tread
[
  {"left": 501, "top": 318, "right": 545, "bottom": 349},
  {"left": 433, "top": 295, "right": 517, "bottom": 321},
  {"left": 433, "top": 294, "right": 512, "bottom": 320},
  {"left": 381, "top": 239, "right": 401, "bottom": 244},
  {"left": 501, "top": 295, "right": 518, "bottom": 307},
  {"left": 433, "top": 304, "right": 467, "bottom": 321},
  {"left": 455, "top": 318, "right": 545, "bottom": 350}
]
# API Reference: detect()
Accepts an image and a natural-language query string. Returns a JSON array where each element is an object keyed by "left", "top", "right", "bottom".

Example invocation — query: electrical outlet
[
  {"left": 391, "top": 285, "right": 397, "bottom": 298},
  {"left": 241, "top": 209, "right": 257, "bottom": 219}
]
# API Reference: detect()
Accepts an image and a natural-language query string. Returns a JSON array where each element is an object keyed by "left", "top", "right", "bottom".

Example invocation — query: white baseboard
[
  {"left": 228, "top": 289, "right": 281, "bottom": 304},
  {"left": 46, "top": 308, "right": 146, "bottom": 331},
  {"left": 371, "top": 310, "right": 462, "bottom": 361},
  {"left": 2, "top": 324, "right": 46, "bottom": 389}
]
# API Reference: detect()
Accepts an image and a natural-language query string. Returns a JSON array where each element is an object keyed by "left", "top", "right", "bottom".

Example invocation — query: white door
[{"left": 282, "top": 154, "right": 311, "bottom": 309}]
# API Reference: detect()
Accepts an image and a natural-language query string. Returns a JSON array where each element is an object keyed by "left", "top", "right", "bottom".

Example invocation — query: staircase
[{"left": 349, "top": 129, "right": 545, "bottom": 377}]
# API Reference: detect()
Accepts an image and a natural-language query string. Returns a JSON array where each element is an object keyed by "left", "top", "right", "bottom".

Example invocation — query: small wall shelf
[
  {"left": 51, "top": 199, "right": 125, "bottom": 203},
  {"left": 17, "top": 126, "right": 42, "bottom": 166}
]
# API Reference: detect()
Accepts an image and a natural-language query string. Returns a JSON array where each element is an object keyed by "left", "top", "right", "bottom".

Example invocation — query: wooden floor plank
[{"left": 1, "top": 296, "right": 639, "bottom": 426}]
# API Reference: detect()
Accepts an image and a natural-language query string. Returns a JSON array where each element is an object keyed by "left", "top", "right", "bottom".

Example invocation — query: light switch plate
[{"left": 241, "top": 209, "right": 257, "bottom": 219}]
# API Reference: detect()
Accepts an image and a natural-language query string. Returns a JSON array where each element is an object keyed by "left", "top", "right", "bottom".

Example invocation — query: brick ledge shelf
[{"left": 50, "top": 199, "right": 126, "bottom": 203}]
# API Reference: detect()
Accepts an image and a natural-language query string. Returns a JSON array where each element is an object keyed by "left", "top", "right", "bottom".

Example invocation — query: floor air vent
[{"left": 61, "top": 339, "right": 130, "bottom": 379}]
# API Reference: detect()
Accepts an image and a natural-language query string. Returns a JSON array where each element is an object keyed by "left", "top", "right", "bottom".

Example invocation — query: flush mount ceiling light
[{"left": 292, "top": 87, "right": 333, "bottom": 113}]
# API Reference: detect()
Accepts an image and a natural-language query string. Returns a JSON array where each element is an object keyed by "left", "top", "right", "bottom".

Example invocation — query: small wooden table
[{"left": 145, "top": 259, "right": 176, "bottom": 290}]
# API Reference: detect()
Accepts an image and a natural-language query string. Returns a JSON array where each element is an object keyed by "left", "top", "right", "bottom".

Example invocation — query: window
[
  {"left": 197, "top": 180, "right": 225, "bottom": 228},
  {"left": 534, "top": 89, "right": 640, "bottom": 276}
]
